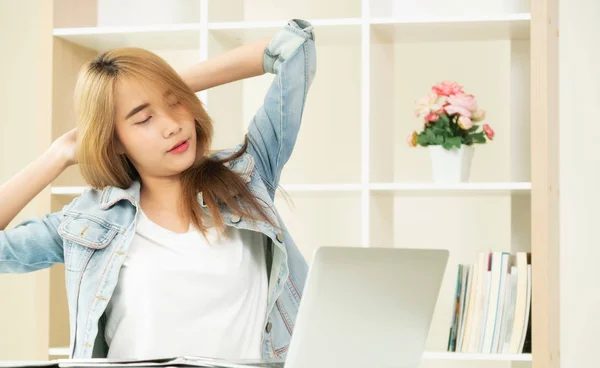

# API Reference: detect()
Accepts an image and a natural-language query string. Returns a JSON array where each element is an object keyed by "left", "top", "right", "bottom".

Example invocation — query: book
[
  {"left": 448, "top": 251, "right": 532, "bottom": 355},
  {"left": 455, "top": 265, "right": 471, "bottom": 352}
]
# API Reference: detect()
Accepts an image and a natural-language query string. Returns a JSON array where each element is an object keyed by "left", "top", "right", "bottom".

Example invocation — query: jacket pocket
[{"left": 59, "top": 216, "right": 117, "bottom": 272}]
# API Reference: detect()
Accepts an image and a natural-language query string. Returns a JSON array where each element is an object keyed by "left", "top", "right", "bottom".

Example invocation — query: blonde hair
[{"left": 74, "top": 47, "right": 273, "bottom": 235}]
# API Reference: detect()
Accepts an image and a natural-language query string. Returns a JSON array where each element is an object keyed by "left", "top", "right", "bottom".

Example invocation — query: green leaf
[
  {"left": 467, "top": 125, "right": 479, "bottom": 133},
  {"left": 438, "top": 114, "right": 450, "bottom": 126},
  {"left": 471, "top": 132, "right": 486, "bottom": 144},
  {"left": 425, "top": 128, "right": 436, "bottom": 142},
  {"left": 446, "top": 136, "right": 462, "bottom": 149},
  {"left": 417, "top": 133, "right": 430, "bottom": 146}
]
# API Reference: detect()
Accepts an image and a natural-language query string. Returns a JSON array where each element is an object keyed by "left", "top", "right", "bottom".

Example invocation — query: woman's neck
[{"left": 139, "top": 175, "right": 183, "bottom": 214}]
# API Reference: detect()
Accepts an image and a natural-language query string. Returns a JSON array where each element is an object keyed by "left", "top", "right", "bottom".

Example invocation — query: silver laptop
[{"left": 284, "top": 246, "right": 449, "bottom": 368}]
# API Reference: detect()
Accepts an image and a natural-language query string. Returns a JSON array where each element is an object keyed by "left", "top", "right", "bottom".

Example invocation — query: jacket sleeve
[
  {"left": 0, "top": 211, "right": 66, "bottom": 273},
  {"left": 246, "top": 19, "right": 317, "bottom": 195}
]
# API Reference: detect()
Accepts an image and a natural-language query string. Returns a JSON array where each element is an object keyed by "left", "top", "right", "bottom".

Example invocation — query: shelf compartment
[
  {"left": 370, "top": 182, "right": 531, "bottom": 195},
  {"left": 369, "top": 0, "right": 530, "bottom": 19},
  {"left": 208, "top": 20, "right": 361, "bottom": 46},
  {"left": 369, "top": 191, "right": 530, "bottom": 355},
  {"left": 207, "top": 24, "right": 362, "bottom": 185},
  {"left": 369, "top": 24, "right": 530, "bottom": 184},
  {"left": 371, "top": 13, "right": 530, "bottom": 43},
  {"left": 53, "top": 0, "right": 201, "bottom": 29},
  {"left": 208, "top": 0, "right": 361, "bottom": 23},
  {"left": 274, "top": 192, "right": 362, "bottom": 262},
  {"left": 53, "top": 24, "right": 202, "bottom": 52}
]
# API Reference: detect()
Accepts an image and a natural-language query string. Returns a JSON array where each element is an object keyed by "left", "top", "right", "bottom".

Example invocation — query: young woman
[{"left": 0, "top": 19, "right": 316, "bottom": 361}]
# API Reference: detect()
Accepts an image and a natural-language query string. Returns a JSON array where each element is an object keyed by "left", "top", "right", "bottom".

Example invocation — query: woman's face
[{"left": 114, "top": 77, "right": 197, "bottom": 179}]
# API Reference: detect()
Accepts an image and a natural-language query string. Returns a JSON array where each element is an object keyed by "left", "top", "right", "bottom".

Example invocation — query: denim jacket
[{"left": 0, "top": 19, "right": 316, "bottom": 360}]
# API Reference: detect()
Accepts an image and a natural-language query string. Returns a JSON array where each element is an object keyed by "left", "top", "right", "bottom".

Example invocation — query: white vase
[{"left": 428, "top": 145, "right": 475, "bottom": 183}]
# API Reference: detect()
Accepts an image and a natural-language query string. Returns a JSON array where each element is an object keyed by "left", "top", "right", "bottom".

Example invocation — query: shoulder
[
  {"left": 209, "top": 145, "right": 256, "bottom": 183},
  {"left": 212, "top": 145, "right": 276, "bottom": 198},
  {"left": 59, "top": 185, "right": 135, "bottom": 233}
]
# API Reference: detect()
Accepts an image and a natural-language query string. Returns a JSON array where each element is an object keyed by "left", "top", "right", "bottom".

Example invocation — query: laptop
[
  {"left": 32, "top": 247, "right": 448, "bottom": 368},
  {"left": 283, "top": 247, "right": 449, "bottom": 368}
]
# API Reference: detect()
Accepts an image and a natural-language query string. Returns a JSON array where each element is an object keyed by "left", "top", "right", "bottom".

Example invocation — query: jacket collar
[{"left": 99, "top": 150, "right": 255, "bottom": 211}]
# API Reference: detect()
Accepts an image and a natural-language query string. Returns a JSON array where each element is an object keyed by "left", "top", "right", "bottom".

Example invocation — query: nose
[{"left": 161, "top": 114, "right": 182, "bottom": 139}]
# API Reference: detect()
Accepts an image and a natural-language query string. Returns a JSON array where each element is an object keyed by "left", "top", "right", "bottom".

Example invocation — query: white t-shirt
[{"left": 104, "top": 209, "right": 268, "bottom": 360}]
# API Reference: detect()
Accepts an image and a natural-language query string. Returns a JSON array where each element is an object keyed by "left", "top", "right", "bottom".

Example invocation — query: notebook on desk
[
  {"left": 4, "top": 247, "right": 448, "bottom": 368},
  {"left": 3, "top": 356, "right": 283, "bottom": 368}
]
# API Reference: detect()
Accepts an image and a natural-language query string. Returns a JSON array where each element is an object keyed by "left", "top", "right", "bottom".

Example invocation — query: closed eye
[{"left": 136, "top": 116, "right": 152, "bottom": 125}]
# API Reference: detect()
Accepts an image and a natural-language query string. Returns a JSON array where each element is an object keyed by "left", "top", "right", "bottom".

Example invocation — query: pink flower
[
  {"left": 425, "top": 113, "right": 439, "bottom": 123},
  {"left": 445, "top": 93, "right": 478, "bottom": 117},
  {"left": 483, "top": 124, "right": 495, "bottom": 140},
  {"left": 458, "top": 116, "right": 473, "bottom": 130},
  {"left": 415, "top": 92, "right": 446, "bottom": 119},
  {"left": 472, "top": 109, "right": 486, "bottom": 122},
  {"left": 432, "top": 81, "right": 464, "bottom": 97},
  {"left": 407, "top": 131, "right": 418, "bottom": 147}
]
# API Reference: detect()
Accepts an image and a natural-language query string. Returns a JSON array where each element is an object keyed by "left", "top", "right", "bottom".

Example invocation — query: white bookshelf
[{"left": 49, "top": 1, "right": 536, "bottom": 367}]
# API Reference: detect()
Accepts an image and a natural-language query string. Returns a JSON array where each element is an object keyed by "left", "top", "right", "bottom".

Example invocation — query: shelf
[
  {"left": 52, "top": 14, "right": 527, "bottom": 52},
  {"left": 371, "top": 13, "right": 530, "bottom": 42},
  {"left": 53, "top": 23, "right": 202, "bottom": 52},
  {"left": 208, "top": 19, "right": 362, "bottom": 46},
  {"left": 369, "top": 182, "right": 531, "bottom": 195},
  {"left": 422, "top": 352, "right": 532, "bottom": 361},
  {"left": 51, "top": 183, "right": 530, "bottom": 196},
  {"left": 208, "top": 0, "right": 361, "bottom": 23},
  {"left": 51, "top": 187, "right": 87, "bottom": 196},
  {"left": 47, "top": 346, "right": 532, "bottom": 362},
  {"left": 279, "top": 184, "right": 363, "bottom": 192},
  {"left": 49, "top": 347, "right": 69, "bottom": 356},
  {"left": 51, "top": 184, "right": 363, "bottom": 196}
]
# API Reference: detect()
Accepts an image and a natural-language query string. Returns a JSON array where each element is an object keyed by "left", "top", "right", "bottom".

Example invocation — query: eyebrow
[{"left": 125, "top": 103, "right": 150, "bottom": 119}]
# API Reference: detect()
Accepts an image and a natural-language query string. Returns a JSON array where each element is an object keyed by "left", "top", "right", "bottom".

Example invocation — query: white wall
[{"left": 559, "top": 0, "right": 600, "bottom": 366}]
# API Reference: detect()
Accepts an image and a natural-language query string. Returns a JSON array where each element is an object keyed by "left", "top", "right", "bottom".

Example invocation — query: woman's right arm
[
  {"left": 0, "top": 129, "right": 77, "bottom": 273},
  {"left": 246, "top": 19, "right": 317, "bottom": 194}
]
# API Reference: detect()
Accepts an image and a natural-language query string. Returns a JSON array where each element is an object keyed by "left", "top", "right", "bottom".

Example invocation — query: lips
[{"left": 168, "top": 139, "right": 188, "bottom": 152}]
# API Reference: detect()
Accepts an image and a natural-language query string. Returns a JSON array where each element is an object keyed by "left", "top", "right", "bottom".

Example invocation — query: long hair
[{"left": 74, "top": 47, "right": 275, "bottom": 236}]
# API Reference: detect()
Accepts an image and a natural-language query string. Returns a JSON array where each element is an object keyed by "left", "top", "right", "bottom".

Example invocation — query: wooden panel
[
  {"left": 530, "top": 0, "right": 560, "bottom": 367},
  {"left": 53, "top": 0, "right": 98, "bottom": 28},
  {"left": 52, "top": 38, "right": 97, "bottom": 188},
  {"left": 0, "top": 0, "right": 53, "bottom": 360}
]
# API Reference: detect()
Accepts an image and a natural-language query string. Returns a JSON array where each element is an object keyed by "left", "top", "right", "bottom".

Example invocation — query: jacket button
[
  {"left": 230, "top": 214, "right": 241, "bottom": 223},
  {"left": 276, "top": 232, "right": 284, "bottom": 243},
  {"left": 265, "top": 321, "right": 272, "bottom": 333}
]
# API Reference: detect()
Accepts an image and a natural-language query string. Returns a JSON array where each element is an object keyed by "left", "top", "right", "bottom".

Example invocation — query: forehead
[{"left": 114, "top": 77, "right": 167, "bottom": 118}]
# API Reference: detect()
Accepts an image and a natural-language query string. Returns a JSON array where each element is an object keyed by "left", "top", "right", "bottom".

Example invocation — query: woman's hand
[
  {"left": 0, "top": 128, "right": 79, "bottom": 230},
  {"left": 50, "top": 128, "right": 78, "bottom": 167}
]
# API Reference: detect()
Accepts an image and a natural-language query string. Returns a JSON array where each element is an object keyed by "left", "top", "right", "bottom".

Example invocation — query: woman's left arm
[{"left": 178, "top": 38, "right": 271, "bottom": 92}]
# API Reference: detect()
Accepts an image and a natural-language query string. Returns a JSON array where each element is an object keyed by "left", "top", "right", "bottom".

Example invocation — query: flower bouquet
[{"left": 407, "top": 81, "right": 495, "bottom": 183}]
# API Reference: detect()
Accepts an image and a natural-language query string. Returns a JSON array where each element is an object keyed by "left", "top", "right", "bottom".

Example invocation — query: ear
[{"left": 114, "top": 138, "right": 126, "bottom": 155}]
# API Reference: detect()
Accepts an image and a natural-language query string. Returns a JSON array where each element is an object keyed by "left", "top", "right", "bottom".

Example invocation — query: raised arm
[
  {"left": 178, "top": 38, "right": 271, "bottom": 93},
  {"left": 178, "top": 19, "right": 317, "bottom": 194},
  {"left": 0, "top": 129, "right": 76, "bottom": 273},
  {"left": 246, "top": 19, "right": 317, "bottom": 194},
  {"left": 0, "top": 129, "right": 75, "bottom": 230}
]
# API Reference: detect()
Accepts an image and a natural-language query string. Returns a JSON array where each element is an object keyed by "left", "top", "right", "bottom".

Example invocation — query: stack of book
[{"left": 447, "top": 252, "right": 532, "bottom": 354}]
